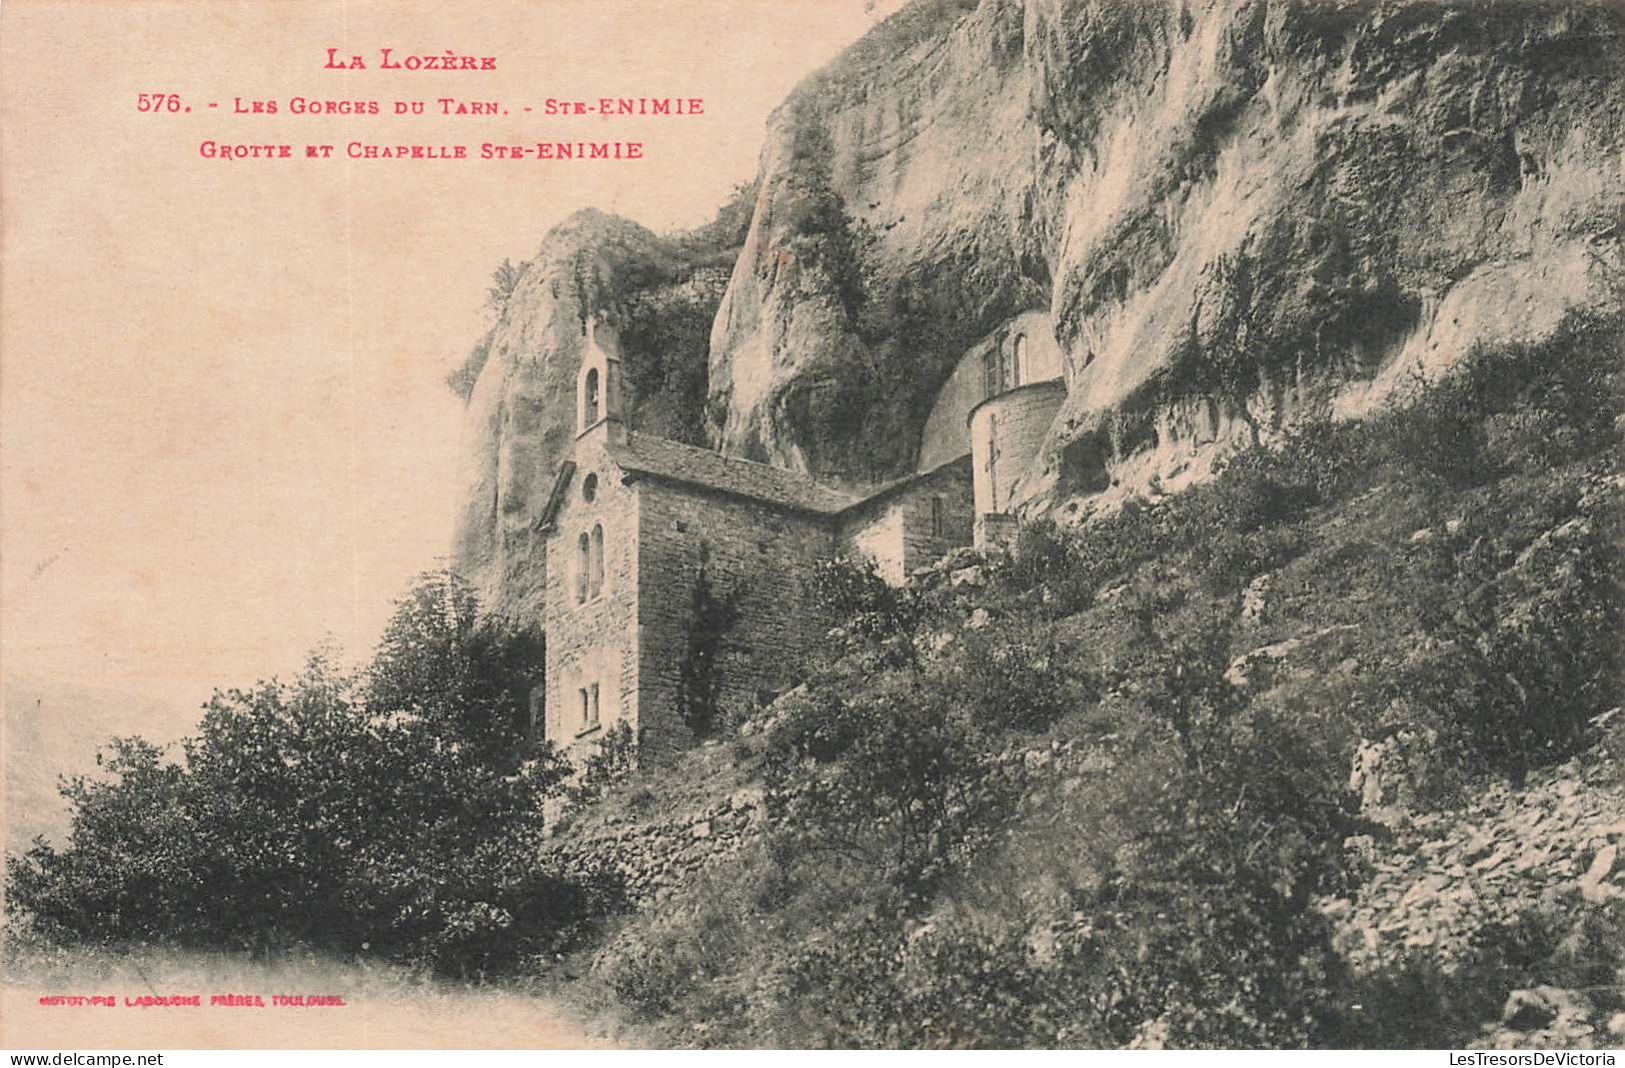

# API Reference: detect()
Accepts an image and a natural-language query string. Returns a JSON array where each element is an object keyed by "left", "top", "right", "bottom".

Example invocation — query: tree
[
  {"left": 5, "top": 573, "right": 614, "bottom": 975},
  {"left": 367, "top": 568, "right": 544, "bottom": 767},
  {"left": 484, "top": 258, "right": 525, "bottom": 316}
]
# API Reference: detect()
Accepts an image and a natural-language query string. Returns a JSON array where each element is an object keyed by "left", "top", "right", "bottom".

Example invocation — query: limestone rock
[
  {"left": 1500, "top": 985, "right": 1594, "bottom": 1036},
  {"left": 1240, "top": 574, "right": 1271, "bottom": 622},
  {"left": 1579, "top": 843, "right": 1618, "bottom": 904},
  {"left": 728, "top": 786, "right": 766, "bottom": 813},
  {"left": 450, "top": 210, "right": 672, "bottom": 620},
  {"left": 703, "top": 0, "right": 1625, "bottom": 506}
]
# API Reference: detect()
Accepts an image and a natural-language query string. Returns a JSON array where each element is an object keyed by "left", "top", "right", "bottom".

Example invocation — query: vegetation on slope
[{"left": 578, "top": 307, "right": 1624, "bottom": 1047}]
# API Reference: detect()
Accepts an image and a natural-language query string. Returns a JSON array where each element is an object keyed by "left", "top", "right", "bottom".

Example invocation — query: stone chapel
[{"left": 535, "top": 315, "right": 1064, "bottom": 761}]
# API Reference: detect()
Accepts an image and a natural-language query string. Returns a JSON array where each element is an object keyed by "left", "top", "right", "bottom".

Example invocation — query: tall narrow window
[
  {"left": 578, "top": 687, "right": 591, "bottom": 730},
  {"left": 1011, "top": 333, "right": 1028, "bottom": 387},
  {"left": 982, "top": 349, "right": 1002, "bottom": 399},
  {"left": 583, "top": 368, "right": 600, "bottom": 426},
  {"left": 576, "top": 532, "right": 590, "bottom": 604},
  {"left": 984, "top": 414, "right": 1000, "bottom": 512},
  {"left": 588, "top": 682, "right": 601, "bottom": 728},
  {"left": 930, "top": 495, "right": 945, "bottom": 538},
  {"left": 589, "top": 523, "right": 605, "bottom": 599}
]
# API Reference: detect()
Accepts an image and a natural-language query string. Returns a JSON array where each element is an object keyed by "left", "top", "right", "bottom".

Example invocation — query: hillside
[{"left": 541, "top": 311, "right": 1624, "bottom": 1048}]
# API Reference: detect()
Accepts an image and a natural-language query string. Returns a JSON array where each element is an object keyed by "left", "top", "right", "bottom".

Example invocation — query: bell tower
[{"left": 576, "top": 318, "right": 626, "bottom": 441}]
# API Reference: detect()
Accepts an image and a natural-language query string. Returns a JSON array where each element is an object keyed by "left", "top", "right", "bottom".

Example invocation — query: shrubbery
[
  {"left": 565, "top": 721, "right": 640, "bottom": 811},
  {"left": 1345, "top": 899, "right": 1625, "bottom": 1048},
  {"left": 5, "top": 571, "right": 621, "bottom": 976},
  {"left": 802, "top": 555, "right": 922, "bottom": 664},
  {"left": 713, "top": 631, "right": 1353, "bottom": 1048},
  {"left": 1381, "top": 308, "right": 1623, "bottom": 487},
  {"left": 1393, "top": 479, "right": 1623, "bottom": 781}
]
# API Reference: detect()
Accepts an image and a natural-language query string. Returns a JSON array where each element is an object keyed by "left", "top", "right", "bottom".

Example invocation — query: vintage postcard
[{"left": 3, "top": 0, "right": 1622, "bottom": 1053}]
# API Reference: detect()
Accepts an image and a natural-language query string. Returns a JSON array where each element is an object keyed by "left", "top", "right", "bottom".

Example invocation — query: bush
[
  {"left": 802, "top": 555, "right": 920, "bottom": 661},
  {"left": 947, "top": 620, "right": 1090, "bottom": 733},
  {"left": 566, "top": 721, "right": 640, "bottom": 809},
  {"left": 1395, "top": 479, "right": 1623, "bottom": 781},
  {"left": 1380, "top": 308, "right": 1624, "bottom": 486},
  {"left": 750, "top": 633, "right": 1353, "bottom": 1048},
  {"left": 1000, "top": 502, "right": 1173, "bottom": 616},
  {"left": 1011, "top": 519, "right": 1073, "bottom": 587},
  {"left": 764, "top": 669, "right": 1013, "bottom": 890},
  {"left": 5, "top": 572, "right": 618, "bottom": 976},
  {"left": 445, "top": 332, "right": 494, "bottom": 401},
  {"left": 1343, "top": 901, "right": 1625, "bottom": 1048}
]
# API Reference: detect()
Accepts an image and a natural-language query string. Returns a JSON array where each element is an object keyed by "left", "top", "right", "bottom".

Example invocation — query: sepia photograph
[{"left": 2, "top": 0, "right": 1622, "bottom": 1053}]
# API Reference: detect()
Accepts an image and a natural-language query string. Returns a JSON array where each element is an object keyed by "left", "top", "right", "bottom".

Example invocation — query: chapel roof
[
  {"left": 604, "top": 432, "right": 862, "bottom": 515},
  {"left": 540, "top": 430, "right": 969, "bottom": 531}
]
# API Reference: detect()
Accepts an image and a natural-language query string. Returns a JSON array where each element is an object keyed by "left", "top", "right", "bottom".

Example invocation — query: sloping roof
[
  {"left": 834, "top": 453, "right": 972, "bottom": 517},
  {"left": 606, "top": 432, "right": 862, "bottom": 515},
  {"left": 537, "top": 460, "right": 577, "bottom": 530}
]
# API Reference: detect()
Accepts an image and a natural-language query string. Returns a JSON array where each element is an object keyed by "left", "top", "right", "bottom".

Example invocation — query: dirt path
[{"left": 1, "top": 951, "right": 620, "bottom": 1050}]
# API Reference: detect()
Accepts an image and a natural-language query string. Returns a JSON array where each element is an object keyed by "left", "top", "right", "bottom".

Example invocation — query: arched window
[
  {"left": 583, "top": 367, "right": 600, "bottom": 427},
  {"left": 575, "top": 532, "right": 590, "bottom": 604},
  {"left": 1011, "top": 334, "right": 1028, "bottom": 387},
  {"left": 589, "top": 523, "right": 605, "bottom": 599},
  {"left": 582, "top": 472, "right": 598, "bottom": 502}
]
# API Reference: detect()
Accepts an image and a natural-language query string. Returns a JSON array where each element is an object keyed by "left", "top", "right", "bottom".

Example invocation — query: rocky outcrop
[
  {"left": 707, "top": 0, "right": 1047, "bottom": 479},
  {"left": 706, "top": 0, "right": 1625, "bottom": 511},
  {"left": 454, "top": 0, "right": 1625, "bottom": 609},
  {"left": 450, "top": 210, "right": 670, "bottom": 620}
]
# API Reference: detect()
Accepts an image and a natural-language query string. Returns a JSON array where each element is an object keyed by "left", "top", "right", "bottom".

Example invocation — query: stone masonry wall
[
  {"left": 839, "top": 500, "right": 907, "bottom": 584},
  {"left": 549, "top": 782, "right": 768, "bottom": 908},
  {"left": 969, "top": 381, "right": 1067, "bottom": 516},
  {"left": 839, "top": 460, "right": 975, "bottom": 583},
  {"left": 895, "top": 461, "right": 975, "bottom": 577},
  {"left": 544, "top": 430, "right": 640, "bottom": 764},
  {"left": 634, "top": 478, "right": 836, "bottom": 758}
]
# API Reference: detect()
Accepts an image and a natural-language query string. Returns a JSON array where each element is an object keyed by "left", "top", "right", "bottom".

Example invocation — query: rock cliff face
[
  {"left": 708, "top": 0, "right": 1624, "bottom": 508},
  {"left": 450, "top": 211, "right": 666, "bottom": 621},
  {"left": 451, "top": 189, "right": 753, "bottom": 618},
  {"left": 455, "top": 0, "right": 1624, "bottom": 608}
]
